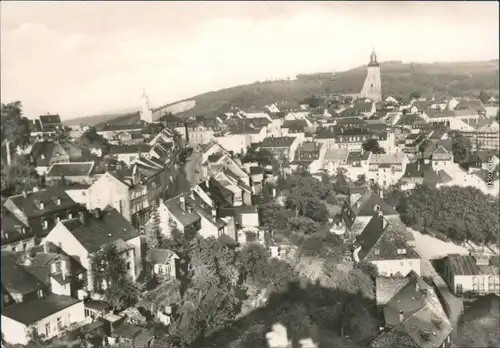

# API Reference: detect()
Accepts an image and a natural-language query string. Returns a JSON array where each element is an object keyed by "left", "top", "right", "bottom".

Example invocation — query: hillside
[{"left": 75, "top": 59, "right": 499, "bottom": 127}]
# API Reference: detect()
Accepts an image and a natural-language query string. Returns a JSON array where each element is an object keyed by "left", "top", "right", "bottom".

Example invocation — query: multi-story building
[
  {"left": 441, "top": 252, "right": 500, "bottom": 296},
  {"left": 260, "top": 136, "right": 300, "bottom": 161},
  {"left": 30, "top": 141, "right": 70, "bottom": 175},
  {"left": 3, "top": 188, "right": 84, "bottom": 244}
]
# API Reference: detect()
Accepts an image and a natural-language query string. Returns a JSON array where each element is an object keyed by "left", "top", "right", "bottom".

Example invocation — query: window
[
  {"left": 126, "top": 262, "right": 131, "bottom": 270},
  {"left": 489, "top": 276, "right": 495, "bottom": 291},
  {"left": 45, "top": 323, "right": 51, "bottom": 336},
  {"left": 23, "top": 243, "right": 27, "bottom": 251},
  {"left": 456, "top": 284, "right": 463, "bottom": 294},
  {"left": 57, "top": 317, "right": 63, "bottom": 330},
  {"left": 3, "top": 295, "right": 10, "bottom": 304},
  {"left": 42, "top": 219, "right": 48, "bottom": 229},
  {"left": 38, "top": 289, "right": 43, "bottom": 298},
  {"left": 11, "top": 246, "right": 16, "bottom": 252}
]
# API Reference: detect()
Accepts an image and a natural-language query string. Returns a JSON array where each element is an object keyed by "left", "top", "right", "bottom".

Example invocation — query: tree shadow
[{"left": 193, "top": 280, "right": 383, "bottom": 348}]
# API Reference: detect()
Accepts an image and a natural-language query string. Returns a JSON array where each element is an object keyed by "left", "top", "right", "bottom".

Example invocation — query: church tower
[
  {"left": 360, "top": 50, "right": 382, "bottom": 102},
  {"left": 140, "top": 89, "right": 153, "bottom": 123}
]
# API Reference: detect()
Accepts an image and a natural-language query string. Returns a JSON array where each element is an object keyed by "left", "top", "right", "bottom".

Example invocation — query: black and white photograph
[{"left": 1, "top": 1, "right": 499, "bottom": 347}]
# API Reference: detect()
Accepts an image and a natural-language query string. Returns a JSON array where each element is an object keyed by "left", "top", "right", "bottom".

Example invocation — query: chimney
[
  {"left": 93, "top": 208, "right": 101, "bottom": 219},
  {"left": 179, "top": 196, "right": 186, "bottom": 211},
  {"left": 399, "top": 310, "right": 404, "bottom": 323},
  {"left": 78, "top": 211, "right": 88, "bottom": 225},
  {"left": 211, "top": 208, "right": 217, "bottom": 218}
]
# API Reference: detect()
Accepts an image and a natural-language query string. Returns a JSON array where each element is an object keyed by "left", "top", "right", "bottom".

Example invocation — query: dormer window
[
  {"left": 39, "top": 202, "right": 45, "bottom": 210},
  {"left": 397, "top": 248, "right": 407, "bottom": 255},
  {"left": 374, "top": 249, "right": 380, "bottom": 255},
  {"left": 42, "top": 219, "right": 48, "bottom": 229},
  {"left": 41, "top": 154, "right": 45, "bottom": 160},
  {"left": 56, "top": 198, "right": 61, "bottom": 205}
]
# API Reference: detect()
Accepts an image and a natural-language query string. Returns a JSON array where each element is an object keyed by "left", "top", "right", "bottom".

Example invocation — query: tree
[
  {"left": 451, "top": 133, "right": 472, "bottom": 166},
  {"left": 409, "top": 91, "right": 421, "bottom": 100},
  {"left": 90, "top": 243, "right": 142, "bottom": 310},
  {"left": 1, "top": 154, "right": 40, "bottom": 196},
  {"left": 146, "top": 200, "right": 162, "bottom": 249},
  {"left": 1, "top": 101, "right": 31, "bottom": 151},
  {"left": 362, "top": 139, "right": 385, "bottom": 154}
]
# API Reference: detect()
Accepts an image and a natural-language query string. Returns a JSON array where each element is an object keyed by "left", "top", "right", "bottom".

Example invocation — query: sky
[{"left": 1, "top": 1, "right": 499, "bottom": 120}]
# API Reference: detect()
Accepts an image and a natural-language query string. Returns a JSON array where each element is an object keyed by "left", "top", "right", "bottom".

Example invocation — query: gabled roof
[
  {"left": 108, "top": 144, "right": 152, "bottom": 155},
  {"left": 372, "top": 272, "right": 452, "bottom": 348},
  {"left": 5, "top": 187, "right": 79, "bottom": 219},
  {"left": 61, "top": 207, "right": 139, "bottom": 253},
  {"left": 197, "top": 177, "right": 234, "bottom": 208},
  {"left": 1, "top": 212, "right": 33, "bottom": 244},
  {"left": 346, "top": 151, "right": 371, "bottom": 164},
  {"left": 2, "top": 294, "right": 81, "bottom": 325},
  {"left": 1, "top": 251, "right": 45, "bottom": 295},
  {"left": 164, "top": 194, "right": 201, "bottom": 227},
  {"left": 396, "top": 114, "right": 427, "bottom": 126},
  {"left": 282, "top": 120, "right": 308, "bottom": 133},
  {"left": 261, "top": 136, "right": 296, "bottom": 148},
  {"left": 101, "top": 122, "right": 143, "bottom": 132},
  {"left": 324, "top": 148, "right": 349, "bottom": 162},
  {"left": 352, "top": 190, "right": 398, "bottom": 217},
  {"left": 443, "top": 254, "right": 499, "bottom": 276},
  {"left": 355, "top": 215, "right": 420, "bottom": 262},
  {"left": 426, "top": 110, "right": 456, "bottom": 118},
  {"left": 30, "top": 141, "right": 67, "bottom": 166},
  {"left": 146, "top": 249, "right": 178, "bottom": 265},
  {"left": 46, "top": 162, "right": 95, "bottom": 178},
  {"left": 39, "top": 114, "right": 62, "bottom": 127},
  {"left": 370, "top": 152, "right": 407, "bottom": 166}
]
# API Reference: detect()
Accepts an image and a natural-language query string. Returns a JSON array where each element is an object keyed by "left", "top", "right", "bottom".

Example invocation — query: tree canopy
[
  {"left": 1, "top": 101, "right": 31, "bottom": 150},
  {"left": 392, "top": 184, "right": 499, "bottom": 244},
  {"left": 362, "top": 139, "right": 385, "bottom": 154},
  {"left": 451, "top": 133, "right": 473, "bottom": 167}
]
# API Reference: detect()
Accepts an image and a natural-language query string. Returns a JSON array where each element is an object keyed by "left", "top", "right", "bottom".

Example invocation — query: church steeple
[{"left": 368, "top": 48, "right": 379, "bottom": 67}]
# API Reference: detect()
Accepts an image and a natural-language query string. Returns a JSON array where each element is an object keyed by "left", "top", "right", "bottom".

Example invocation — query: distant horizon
[{"left": 1, "top": 1, "right": 498, "bottom": 120}]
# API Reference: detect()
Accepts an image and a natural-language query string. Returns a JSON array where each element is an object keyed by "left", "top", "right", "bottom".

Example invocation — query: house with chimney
[
  {"left": 353, "top": 214, "right": 421, "bottom": 277},
  {"left": 350, "top": 189, "right": 399, "bottom": 230},
  {"left": 45, "top": 162, "right": 97, "bottom": 186},
  {"left": 372, "top": 271, "right": 453, "bottom": 348},
  {"left": 281, "top": 119, "right": 310, "bottom": 139},
  {"left": 145, "top": 249, "right": 179, "bottom": 279},
  {"left": 30, "top": 141, "right": 71, "bottom": 175},
  {"left": 29, "top": 114, "right": 65, "bottom": 140},
  {"left": 1, "top": 211, "right": 36, "bottom": 252},
  {"left": 107, "top": 144, "right": 153, "bottom": 166},
  {"left": 399, "top": 160, "right": 454, "bottom": 191},
  {"left": 159, "top": 192, "right": 236, "bottom": 241},
  {"left": 322, "top": 148, "right": 350, "bottom": 174},
  {"left": 289, "top": 141, "right": 326, "bottom": 174},
  {"left": 43, "top": 207, "right": 142, "bottom": 294},
  {"left": 366, "top": 151, "right": 409, "bottom": 188},
  {"left": 3, "top": 187, "right": 84, "bottom": 243},
  {"left": 260, "top": 136, "right": 300, "bottom": 161},
  {"left": 1, "top": 250, "right": 86, "bottom": 345},
  {"left": 440, "top": 252, "right": 500, "bottom": 297}
]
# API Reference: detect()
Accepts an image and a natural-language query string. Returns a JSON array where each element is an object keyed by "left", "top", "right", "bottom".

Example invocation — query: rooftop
[
  {"left": 61, "top": 207, "right": 139, "bottom": 253},
  {"left": 46, "top": 162, "right": 95, "bottom": 178},
  {"left": 2, "top": 294, "right": 81, "bottom": 325},
  {"left": 444, "top": 254, "right": 499, "bottom": 276},
  {"left": 261, "top": 136, "right": 296, "bottom": 148}
]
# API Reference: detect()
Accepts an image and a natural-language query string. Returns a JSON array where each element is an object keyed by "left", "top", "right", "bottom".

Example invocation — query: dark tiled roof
[
  {"left": 372, "top": 274, "right": 452, "bottom": 348},
  {"left": 109, "top": 144, "right": 152, "bottom": 155},
  {"left": 39, "top": 114, "right": 62, "bottom": 127},
  {"left": 352, "top": 190, "right": 398, "bottom": 217},
  {"left": 1, "top": 251, "right": 45, "bottom": 295},
  {"left": 355, "top": 215, "right": 420, "bottom": 262},
  {"left": 426, "top": 110, "right": 456, "bottom": 118},
  {"left": 444, "top": 254, "right": 499, "bottom": 276},
  {"left": 397, "top": 114, "right": 427, "bottom": 126},
  {"left": 2, "top": 294, "right": 81, "bottom": 325},
  {"left": 297, "top": 141, "right": 322, "bottom": 153},
  {"left": 261, "top": 136, "right": 296, "bottom": 148},
  {"left": 346, "top": 151, "right": 371, "bottom": 164},
  {"left": 164, "top": 194, "right": 201, "bottom": 227},
  {"left": 61, "top": 207, "right": 139, "bottom": 253},
  {"left": 282, "top": 120, "right": 308, "bottom": 133},
  {"left": 376, "top": 276, "right": 412, "bottom": 306},
  {"left": 46, "top": 162, "right": 95, "bottom": 178},
  {"left": 146, "top": 249, "right": 177, "bottom": 264},
  {"left": 249, "top": 166, "right": 265, "bottom": 175},
  {"left": 197, "top": 178, "right": 233, "bottom": 207},
  {"left": 31, "top": 141, "right": 67, "bottom": 166},
  {"left": 1, "top": 212, "right": 33, "bottom": 244},
  {"left": 5, "top": 187, "right": 79, "bottom": 219}
]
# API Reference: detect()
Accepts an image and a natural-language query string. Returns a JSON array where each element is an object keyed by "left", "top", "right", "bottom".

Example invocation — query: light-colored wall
[
  {"left": 2, "top": 237, "right": 36, "bottom": 252},
  {"left": 65, "top": 188, "right": 90, "bottom": 206},
  {"left": 116, "top": 153, "right": 139, "bottom": 166},
  {"left": 240, "top": 212, "right": 259, "bottom": 228},
  {"left": 1, "top": 300, "right": 85, "bottom": 345},
  {"left": 88, "top": 173, "right": 131, "bottom": 221},
  {"left": 127, "top": 236, "right": 142, "bottom": 281},
  {"left": 50, "top": 276, "right": 72, "bottom": 297},
  {"left": 371, "top": 258, "right": 421, "bottom": 277},
  {"left": 215, "top": 134, "right": 251, "bottom": 155},
  {"left": 153, "top": 257, "right": 177, "bottom": 278},
  {"left": 198, "top": 213, "right": 220, "bottom": 239},
  {"left": 451, "top": 274, "right": 500, "bottom": 295}
]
